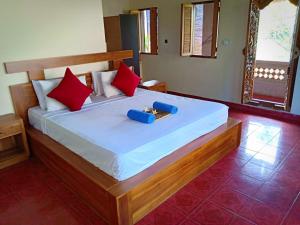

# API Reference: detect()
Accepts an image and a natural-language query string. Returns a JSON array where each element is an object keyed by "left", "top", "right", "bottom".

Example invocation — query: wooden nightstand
[
  {"left": 0, "top": 114, "right": 30, "bottom": 169},
  {"left": 140, "top": 80, "right": 167, "bottom": 93}
]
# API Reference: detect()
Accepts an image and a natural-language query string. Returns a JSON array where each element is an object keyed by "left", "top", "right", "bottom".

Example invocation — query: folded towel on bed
[
  {"left": 153, "top": 101, "right": 178, "bottom": 114},
  {"left": 127, "top": 110, "right": 156, "bottom": 124}
]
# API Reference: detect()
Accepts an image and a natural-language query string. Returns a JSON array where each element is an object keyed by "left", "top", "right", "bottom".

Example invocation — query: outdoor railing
[
  {"left": 253, "top": 60, "right": 289, "bottom": 100},
  {"left": 254, "top": 60, "right": 289, "bottom": 81}
]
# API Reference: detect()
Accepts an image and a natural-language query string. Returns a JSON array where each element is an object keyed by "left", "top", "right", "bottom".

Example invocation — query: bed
[
  {"left": 28, "top": 88, "right": 229, "bottom": 181},
  {"left": 4, "top": 50, "right": 242, "bottom": 225}
]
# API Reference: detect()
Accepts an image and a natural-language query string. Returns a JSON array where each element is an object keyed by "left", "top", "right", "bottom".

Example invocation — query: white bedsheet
[{"left": 28, "top": 89, "right": 228, "bottom": 181}]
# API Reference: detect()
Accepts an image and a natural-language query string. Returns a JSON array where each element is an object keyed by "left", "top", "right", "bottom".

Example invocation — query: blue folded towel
[
  {"left": 127, "top": 110, "right": 155, "bottom": 124},
  {"left": 153, "top": 101, "right": 178, "bottom": 114}
]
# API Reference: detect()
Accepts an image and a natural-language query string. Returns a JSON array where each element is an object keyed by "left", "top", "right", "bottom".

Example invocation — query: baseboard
[{"left": 168, "top": 91, "right": 300, "bottom": 125}]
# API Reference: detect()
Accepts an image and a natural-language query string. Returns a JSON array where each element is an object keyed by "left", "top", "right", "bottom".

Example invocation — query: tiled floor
[{"left": 1, "top": 110, "right": 300, "bottom": 225}]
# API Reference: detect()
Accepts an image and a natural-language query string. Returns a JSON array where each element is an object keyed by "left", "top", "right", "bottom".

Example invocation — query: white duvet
[{"left": 29, "top": 89, "right": 228, "bottom": 181}]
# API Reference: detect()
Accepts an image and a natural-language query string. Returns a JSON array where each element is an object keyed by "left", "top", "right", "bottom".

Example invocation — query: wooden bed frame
[{"left": 4, "top": 50, "right": 242, "bottom": 225}]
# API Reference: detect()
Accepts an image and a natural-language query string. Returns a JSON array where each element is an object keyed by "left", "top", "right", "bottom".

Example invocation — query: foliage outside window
[{"left": 256, "top": 0, "right": 297, "bottom": 62}]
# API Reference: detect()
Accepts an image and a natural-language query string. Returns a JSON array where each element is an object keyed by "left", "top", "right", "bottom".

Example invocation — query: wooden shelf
[
  {"left": 0, "top": 148, "right": 28, "bottom": 169},
  {"left": 0, "top": 114, "right": 30, "bottom": 169},
  {"left": 0, "top": 147, "right": 22, "bottom": 160}
]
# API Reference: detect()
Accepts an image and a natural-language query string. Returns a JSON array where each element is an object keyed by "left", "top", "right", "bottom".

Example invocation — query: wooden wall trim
[{"left": 4, "top": 50, "right": 133, "bottom": 75}]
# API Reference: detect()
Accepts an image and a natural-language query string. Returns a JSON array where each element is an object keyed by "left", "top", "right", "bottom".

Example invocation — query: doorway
[
  {"left": 103, "top": 8, "right": 158, "bottom": 77},
  {"left": 242, "top": 0, "right": 299, "bottom": 111}
]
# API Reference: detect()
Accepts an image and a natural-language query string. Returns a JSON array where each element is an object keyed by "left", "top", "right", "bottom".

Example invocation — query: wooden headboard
[{"left": 4, "top": 50, "right": 133, "bottom": 126}]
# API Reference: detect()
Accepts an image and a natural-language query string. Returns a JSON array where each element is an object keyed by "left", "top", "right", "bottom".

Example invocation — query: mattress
[{"left": 28, "top": 89, "right": 229, "bottom": 181}]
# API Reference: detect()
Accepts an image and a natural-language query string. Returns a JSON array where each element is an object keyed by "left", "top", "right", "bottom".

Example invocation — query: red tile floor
[{"left": 1, "top": 110, "right": 300, "bottom": 225}]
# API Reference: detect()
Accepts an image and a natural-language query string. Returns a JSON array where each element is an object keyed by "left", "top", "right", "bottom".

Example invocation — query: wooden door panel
[{"left": 242, "top": 0, "right": 260, "bottom": 104}]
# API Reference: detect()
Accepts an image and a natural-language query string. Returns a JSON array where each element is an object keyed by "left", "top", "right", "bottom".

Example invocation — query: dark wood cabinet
[{"left": 104, "top": 15, "right": 140, "bottom": 75}]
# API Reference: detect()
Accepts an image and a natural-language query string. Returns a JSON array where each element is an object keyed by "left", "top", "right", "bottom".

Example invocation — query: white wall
[
  {"left": 129, "top": 0, "right": 250, "bottom": 103},
  {"left": 291, "top": 58, "right": 300, "bottom": 115},
  {"left": 0, "top": 0, "right": 107, "bottom": 115},
  {"left": 102, "top": 0, "right": 131, "bottom": 16}
]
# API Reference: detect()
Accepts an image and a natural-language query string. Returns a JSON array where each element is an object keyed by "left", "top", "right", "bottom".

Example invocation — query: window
[
  {"left": 181, "top": 1, "right": 220, "bottom": 58},
  {"left": 138, "top": 8, "right": 158, "bottom": 54}
]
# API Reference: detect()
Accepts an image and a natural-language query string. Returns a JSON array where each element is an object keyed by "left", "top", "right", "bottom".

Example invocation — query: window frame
[
  {"left": 180, "top": 0, "right": 220, "bottom": 59},
  {"left": 138, "top": 7, "right": 158, "bottom": 55}
]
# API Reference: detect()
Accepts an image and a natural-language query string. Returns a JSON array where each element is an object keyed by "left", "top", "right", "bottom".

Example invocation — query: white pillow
[
  {"left": 100, "top": 70, "right": 122, "bottom": 98},
  {"left": 93, "top": 66, "right": 134, "bottom": 97},
  {"left": 32, "top": 76, "right": 92, "bottom": 111},
  {"left": 91, "top": 71, "right": 105, "bottom": 96},
  {"left": 32, "top": 80, "right": 47, "bottom": 110}
]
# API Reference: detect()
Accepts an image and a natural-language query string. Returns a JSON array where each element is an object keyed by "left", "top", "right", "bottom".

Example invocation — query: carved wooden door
[
  {"left": 242, "top": 1, "right": 260, "bottom": 104},
  {"left": 285, "top": 8, "right": 300, "bottom": 111}
]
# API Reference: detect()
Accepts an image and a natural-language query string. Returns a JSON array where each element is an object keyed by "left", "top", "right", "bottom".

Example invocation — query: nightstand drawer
[{"left": 0, "top": 123, "right": 22, "bottom": 139}]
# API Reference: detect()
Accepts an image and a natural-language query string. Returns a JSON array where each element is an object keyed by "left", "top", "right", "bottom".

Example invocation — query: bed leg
[{"left": 109, "top": 194, "right": 132, "bottom": 225}]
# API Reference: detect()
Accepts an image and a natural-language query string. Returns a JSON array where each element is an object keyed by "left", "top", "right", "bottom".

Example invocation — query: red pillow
[
  {"left": 111, "top": 62, "right": 141, "bottom": 96},
  {"left": 47, "top": 68, "right": 92, "bottom": 111}
]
